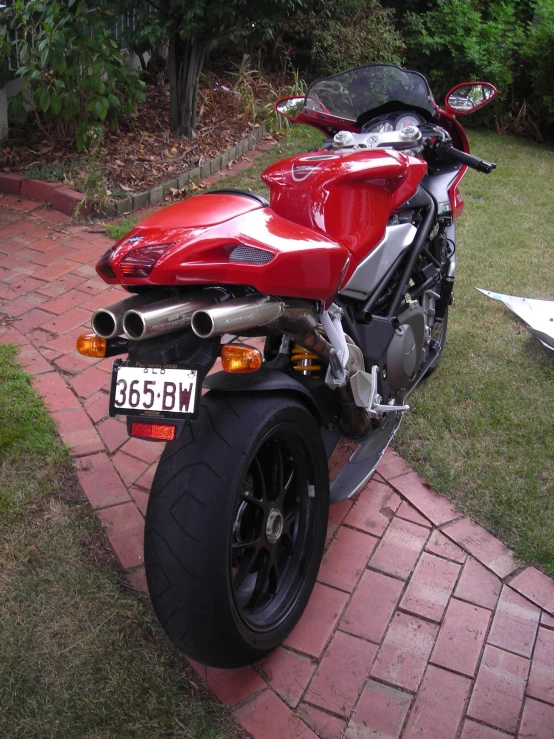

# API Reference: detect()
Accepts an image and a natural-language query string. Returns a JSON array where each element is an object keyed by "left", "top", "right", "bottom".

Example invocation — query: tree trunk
[{"left": 168, "top": 30, "right": 206, "bottom": 138}]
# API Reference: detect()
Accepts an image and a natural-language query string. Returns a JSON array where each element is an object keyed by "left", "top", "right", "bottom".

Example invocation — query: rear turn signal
[
  {"left": 76, "top": 332, "right": 107, "bottom": 358},
  {"left": 130, "top": 422, "right": 176, "bottom": 441},
  {"left": 221, "top": 344, "right": 262, "bottom": 373}
]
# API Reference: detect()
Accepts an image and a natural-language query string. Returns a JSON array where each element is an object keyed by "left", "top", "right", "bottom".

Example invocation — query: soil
[{"left": 0, "top": 79, "right": 262, "bottom": 200}]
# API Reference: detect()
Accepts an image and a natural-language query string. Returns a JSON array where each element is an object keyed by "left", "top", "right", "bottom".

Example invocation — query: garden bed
[{"left": 1, "top": 66, "right": 284, "bottom": 207}]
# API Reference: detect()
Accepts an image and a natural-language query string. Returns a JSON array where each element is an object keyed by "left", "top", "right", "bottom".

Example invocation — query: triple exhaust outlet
[
  {"left": 91, "top": 290, "right": 219, "bottom": 341},
  {"left": 92, "top": 291, "right": 332, "bottom": 358},
  {"left": 92, "top": 292, "right": 294, "bottom": 342}
]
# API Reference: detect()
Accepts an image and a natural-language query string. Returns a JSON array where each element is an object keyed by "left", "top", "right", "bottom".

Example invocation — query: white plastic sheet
[{"left": 476, "top": 288, "right": 554, "bottom": 351}]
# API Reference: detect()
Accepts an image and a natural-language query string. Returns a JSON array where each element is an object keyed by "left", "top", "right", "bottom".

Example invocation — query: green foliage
[
  {"left": 0, "top": 0, "right": 146, "bottom": 150},
  {"left": 312, "top": 0, "right": 404, "bottom": 76},
  {"left": 159, "top": 0, "right": 304, "bottom": 43},
  {"left": 403, "top": 0, "right": 554, "bottom": 135},
  {"left": 106, "top": 216, "right": 140, "bottom": 241},
  {"left": 403, "top": 0, "right": 525, "bottom": 101},
  {"left": 74, "top": 155, "right": 109, "bottom": 217},
  {"left": 286, "top": 0, "right": 403, "bottom": 77},
  {"left": 523, "top": 0, "right": 554, "bottom": 122},
  {"left": 24, "top": 161, "right": 68, "bottom": 183},
  {"left": 129, "top": 0, "right": 305, "bottom": 135}
]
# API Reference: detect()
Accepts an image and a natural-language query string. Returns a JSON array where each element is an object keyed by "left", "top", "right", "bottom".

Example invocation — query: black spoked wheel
[
  {"left": 232, "top": 429, "right": 316, "bottom": 632},
  {"left": 144, "top": 392, "right": 329, "bottom": 668}
]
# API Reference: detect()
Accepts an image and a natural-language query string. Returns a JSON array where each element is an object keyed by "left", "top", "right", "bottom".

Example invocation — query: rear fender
[
  {"left": 203, "top": 368, "right": 322, "bottom": 422},
  {"left": 204, "top": 369, "right": 342, "bottom": 458}
]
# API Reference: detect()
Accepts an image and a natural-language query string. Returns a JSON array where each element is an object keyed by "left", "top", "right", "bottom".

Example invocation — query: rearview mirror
[
  {"left": 445, "top": 83, "right": 498, "bottom": 115},
  {"left": 275, "top": 97, "right": 305, "bottom": 121}
]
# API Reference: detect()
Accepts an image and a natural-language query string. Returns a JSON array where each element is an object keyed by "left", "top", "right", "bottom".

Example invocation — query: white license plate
[{"left": 110, "top": 364, "right": 198, "bottom": 417}]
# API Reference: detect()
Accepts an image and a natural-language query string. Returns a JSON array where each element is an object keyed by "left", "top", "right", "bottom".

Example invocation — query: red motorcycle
[{"left": 78, "top": 64, "right": 497, "bottom": 667}]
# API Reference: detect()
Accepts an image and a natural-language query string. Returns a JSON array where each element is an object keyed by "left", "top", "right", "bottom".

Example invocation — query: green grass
[
  {"left": 395, "top": 130, "right": 554, "bottom": 574},
  {"left": 105, "top": 216, "right": 140, "bottom": 241},
  {"left": 0, "top": 345, "right": 242, "bottom": 738},
  {"left": 205, "top": 126, "right": 322, "bottom": 197}
]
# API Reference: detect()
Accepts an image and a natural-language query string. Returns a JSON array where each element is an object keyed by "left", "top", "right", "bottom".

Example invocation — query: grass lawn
[
  {"left": 0, "top": 344, "right": 243, "bottom": 738},
  {"left": 206, "top": 126, "right": 554, "bottom": 574},
  {"left": 107, "top": 125, "right": 554, "bottom": 576},
  {"left": 396, "top": 129, "right": 554, "bottom": 575}
]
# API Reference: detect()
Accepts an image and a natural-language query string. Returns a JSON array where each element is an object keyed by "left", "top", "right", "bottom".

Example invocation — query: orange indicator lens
[
  {"left": 76, "top": 332, "right": 107, "bottom": 358},
  {"left": 221, "top": 344, "right": 263, "bottom": 373},
  {"left": 130, "top": 422, "right": 176, "bottom": 441}
]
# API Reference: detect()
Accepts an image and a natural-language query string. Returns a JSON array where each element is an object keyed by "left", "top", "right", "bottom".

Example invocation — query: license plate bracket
[{"left": 109, "top": 359, "right": 202, "bottom": 420}]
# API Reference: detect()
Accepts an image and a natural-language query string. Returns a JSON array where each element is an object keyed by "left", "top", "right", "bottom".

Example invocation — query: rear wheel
[{"left": 144, "top": 392, "right": 329, "bottom": 668}]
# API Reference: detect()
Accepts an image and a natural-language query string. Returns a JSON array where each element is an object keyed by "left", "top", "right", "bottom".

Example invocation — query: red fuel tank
[{"left": 262, "top": 149, "right": 427, "bottom": 261}]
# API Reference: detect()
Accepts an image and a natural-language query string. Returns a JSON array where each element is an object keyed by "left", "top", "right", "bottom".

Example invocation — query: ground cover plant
[
  {"left": 200, "top": 126, "right": 554, "bottom": 574},
  {"left": 0, "top": 344, "right": 243, "bottom": 738}
]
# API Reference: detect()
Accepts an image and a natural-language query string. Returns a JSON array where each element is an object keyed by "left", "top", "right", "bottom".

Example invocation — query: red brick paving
[
  {"left": 345, "top": 678, "right": 411, "bottom": 739},
  {"left": 467, "top": 644, "right": 530, "bottom": 733},
  {"left": 399, "top": 551, "right": 460, "bottom": 622},
  {"left": 339, "top": 568, "right": 404, "bottom": 643},
  {"left": 371, "top": 611, "right": 439, "bottom": 691},
  {"left": 429, "top": 598, "right": 491, "bottom": 677},
  {"left": 370, "top": 516, "right": 430, "bottom": 579},
  {"left": 403, "top": 664, "right": 472, "bottom": 738},
  {"left": 259, "top": 647, "right": 316, "bottom": 708},
  {"left": 2, "top": 197, "right": 554, "bottom": 739},
  {"left": 488, "top": 585, "right": 540, "bottom": 658}
]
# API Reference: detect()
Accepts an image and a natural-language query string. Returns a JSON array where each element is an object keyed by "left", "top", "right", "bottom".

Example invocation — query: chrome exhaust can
[
  {"left": 191, "top": 295, "right": 284, "bottom": 338},
  {"left": 91, "top": 289, "right": 173, "bottom": 339},
  {"left": 123, "top": 293, "right": 218, "bottom": 340}
]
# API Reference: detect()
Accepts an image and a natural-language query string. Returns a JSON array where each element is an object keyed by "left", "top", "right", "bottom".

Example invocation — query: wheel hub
[{"left": 265, "top": 508, "right": 284, "bottom": 545}]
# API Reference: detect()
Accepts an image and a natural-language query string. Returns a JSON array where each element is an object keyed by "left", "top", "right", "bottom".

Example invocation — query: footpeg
[{"left": 350, "top": 366, "right": 410, "bottom": 418}]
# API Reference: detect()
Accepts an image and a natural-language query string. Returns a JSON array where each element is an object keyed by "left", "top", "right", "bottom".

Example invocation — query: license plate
[{"left": 109, "top": 361, "right": 200, "bottom": 419}]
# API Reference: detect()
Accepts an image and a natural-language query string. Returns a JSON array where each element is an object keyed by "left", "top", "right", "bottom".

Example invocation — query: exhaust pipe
[
  {"left": 192, "top": 293, "right": 370, "bottom": 438},
  {"left": 92, "top": 289, "right": 173, "bottom": 339},
  {"left": 191, "top": 295, "right": 284, "bottom": 338},
  {"left": 123, "top": 292, "right": 220, "bottom": 341}
]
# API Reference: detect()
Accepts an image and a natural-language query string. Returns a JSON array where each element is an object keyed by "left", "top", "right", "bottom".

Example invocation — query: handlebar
[{"left": 444, "top": 145, "right": 496, "bottom": 174}]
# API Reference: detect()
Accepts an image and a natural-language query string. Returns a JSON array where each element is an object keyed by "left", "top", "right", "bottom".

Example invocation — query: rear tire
[{"left": 144, "top": 392, "right": 329, "bottom": 668}]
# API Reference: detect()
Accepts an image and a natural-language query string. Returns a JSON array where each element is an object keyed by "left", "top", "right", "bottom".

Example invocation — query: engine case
[{"left": 386, "top": 306, "right": 426, "bottom": 390}]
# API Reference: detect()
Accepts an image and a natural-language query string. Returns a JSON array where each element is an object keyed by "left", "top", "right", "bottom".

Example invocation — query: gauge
[
  {"left": 395, "top": 114, "right": 420, "bottom": 131},
  {"left": 363, "top": 120, "right": 394, "bottom": 134}
]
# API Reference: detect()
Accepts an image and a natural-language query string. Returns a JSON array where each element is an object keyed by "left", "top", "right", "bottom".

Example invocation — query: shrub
[
  {"left": 523, "top": 0, "right": 554, "bottom": 124},
  {"left": 403, "top": 0, "right": 526, "bottom": 102},
  {"left": 0, "top": 0, "right": 146, "bottom": 151},
  {"left": 284, "top": 0, "right": 404, "bottom": 79}
]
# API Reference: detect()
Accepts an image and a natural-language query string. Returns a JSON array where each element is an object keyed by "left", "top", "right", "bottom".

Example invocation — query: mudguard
[{"left": 203, "top": 368, "right": 322, "bottom": 420}]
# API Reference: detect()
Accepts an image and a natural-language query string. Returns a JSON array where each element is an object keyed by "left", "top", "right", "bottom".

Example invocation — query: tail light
[
  {"left": 120, "top": 243, "right": 174, "bottom": 278},
  {"left": 96, "top": 247, "right": 116, "bottom": 279}
]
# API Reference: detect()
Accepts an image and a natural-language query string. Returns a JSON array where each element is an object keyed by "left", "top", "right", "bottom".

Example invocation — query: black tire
[{"left": 144, "top": 391, "right": 329, "bottom": 668}]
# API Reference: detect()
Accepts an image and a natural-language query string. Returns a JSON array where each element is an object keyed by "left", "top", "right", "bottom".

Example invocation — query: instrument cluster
[{"left": 361, "top": 111, "right": 426, "bottom": 134}]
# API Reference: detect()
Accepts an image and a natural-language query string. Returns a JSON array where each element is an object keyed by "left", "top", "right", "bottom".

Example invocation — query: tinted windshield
[{"left": 306, "top": 65, "right": 436, "bottom": 121}]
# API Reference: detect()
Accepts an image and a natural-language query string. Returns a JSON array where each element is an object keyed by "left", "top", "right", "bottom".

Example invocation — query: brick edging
[{"left": 0, "top": 123, "right": 267, "bottom": 219}]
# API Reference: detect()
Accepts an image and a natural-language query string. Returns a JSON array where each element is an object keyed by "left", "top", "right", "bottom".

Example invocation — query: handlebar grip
[{"left": 446, "top": 146, "right": 496, "bottom": 174}]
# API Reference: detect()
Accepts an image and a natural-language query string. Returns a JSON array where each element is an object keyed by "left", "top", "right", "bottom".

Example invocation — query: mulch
[{"left": 0, "top": 80, "right": 261, "bottom": 200}]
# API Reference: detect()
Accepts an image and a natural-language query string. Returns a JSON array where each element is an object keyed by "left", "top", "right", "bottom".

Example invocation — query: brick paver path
[{"left": 2, "top": 195, "right": 554, "bottom": 739}]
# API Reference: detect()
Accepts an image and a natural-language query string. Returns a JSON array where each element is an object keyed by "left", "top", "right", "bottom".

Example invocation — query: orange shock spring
[{"left": 291, "top": 344, "right": 322, "bottom": 377}]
